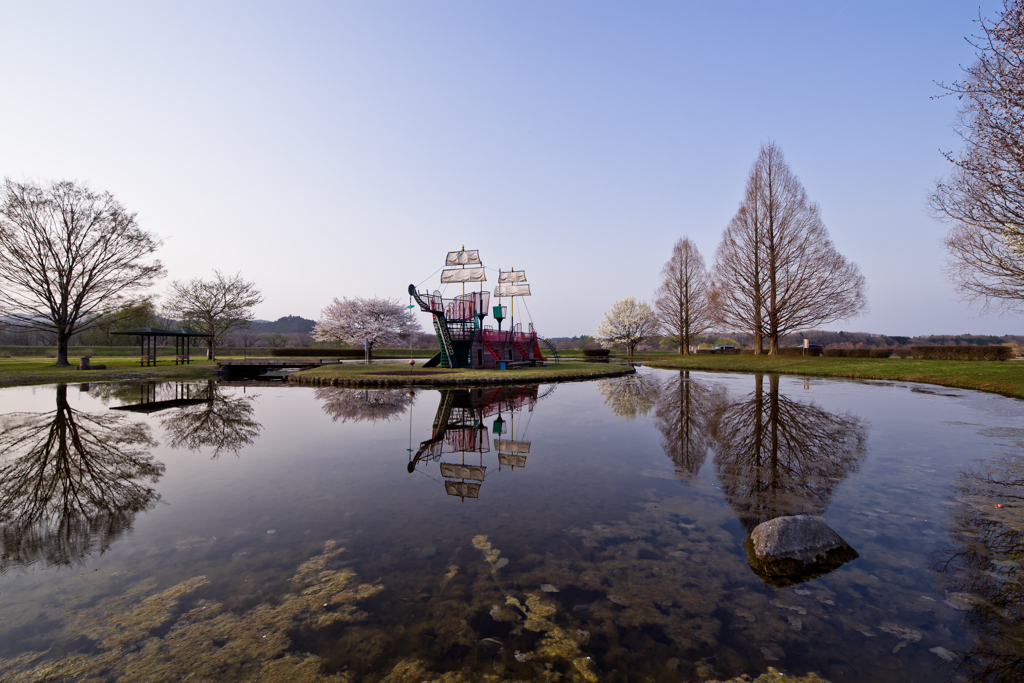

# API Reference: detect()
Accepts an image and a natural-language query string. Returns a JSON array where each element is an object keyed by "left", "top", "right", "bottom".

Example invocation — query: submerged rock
[{"left": 745, "top": 516, "right": 858, "bottom": 586}]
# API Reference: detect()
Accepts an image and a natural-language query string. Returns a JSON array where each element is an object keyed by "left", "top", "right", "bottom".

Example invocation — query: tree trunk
[
  {"left": 56, "top": 329, "right": 70, "bottom": 367},
  {"left": 768, "top": 333, "right": 780, "bottom": 355},
  {"left": 208, "top": 338, "right": 216, "bottom": 361},
  {"left": 753, "top": 329, "right": 763, "bottom": 355}
]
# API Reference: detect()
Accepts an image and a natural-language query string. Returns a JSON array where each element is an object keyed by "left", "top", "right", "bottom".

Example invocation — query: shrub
[
  {"left": 81, "top": 349, "right": 94, "bottom": 358},
  {"left": 824, "top": 349, "right": 872, "bottom": 358},
  {"left": 0, "top": 351, "right": 10, "bottom": 358},
  {"left": 893, "top": 348, "right": 912, "bottom": 359},
  {"left": 45, "top": 351, "right": 57, "bottom": 358},
  {"left": 909, "top": 345, "right": 1013, "bottom": 361},
  {"left": 776, "top": 347, "right": 806, "bottom": 356},
  {"left": 870, "top": 349, "right": 893, "bottom": 358},
  {"left": 582, "top": 349, "right": 610, "bottom": 357},
  {"left": 270, "top": 347, "right": 363, "bottom": 357}
]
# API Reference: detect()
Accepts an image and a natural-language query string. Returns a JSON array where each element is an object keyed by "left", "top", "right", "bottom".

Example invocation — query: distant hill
[{"left": 252, "top": 316, "right": 315, "bottom": 334}]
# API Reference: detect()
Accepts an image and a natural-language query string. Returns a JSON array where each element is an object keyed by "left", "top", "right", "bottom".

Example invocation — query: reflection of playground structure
[
  {"left": 408, "top": 385, "right": 547, "bottom": 500},
  {"left": 710, "top": 374, "right": 867, "bottom": 533},
  {"left": 0, "top": 385, "right": 162, "bottom": 572}
]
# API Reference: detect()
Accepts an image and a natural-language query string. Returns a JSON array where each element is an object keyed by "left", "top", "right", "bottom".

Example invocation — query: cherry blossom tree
[
  {"left": 596, "top": 296, "right": 660, "bottom": 356},
  {"left": 313, "top": 297, "right": 421, "bottom": 356}
]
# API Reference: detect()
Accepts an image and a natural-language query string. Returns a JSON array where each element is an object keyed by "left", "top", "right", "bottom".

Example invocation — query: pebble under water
[{"left": 0, "top": 368, "right": 1021, "bottom": 682}]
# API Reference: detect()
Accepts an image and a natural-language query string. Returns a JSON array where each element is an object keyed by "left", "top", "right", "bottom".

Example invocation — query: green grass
[
  {"left": 0, "top": 356, "right": 220, "bottom": 387},
  {"left": 640, "top": 354, "right": 1024, "bottom": 399},
  {"left": 291, "top": 360, "right": 634, "bottom": 385}
]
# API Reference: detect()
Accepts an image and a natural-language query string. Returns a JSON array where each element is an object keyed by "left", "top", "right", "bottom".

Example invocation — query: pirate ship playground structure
[{"left": 409, "top": 249, "right": 556, "bottom": 369}]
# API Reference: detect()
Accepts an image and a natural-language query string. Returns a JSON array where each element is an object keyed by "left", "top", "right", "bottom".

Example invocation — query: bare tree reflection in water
[
  {"left": 159, "top": 381, "right": 261, "bottom": 458},
  {"left": 934, "top": 446, "right": 1024, "bottom": 683},
  {"left": 315, "top": 388, "right": 416, "bottom": 423},
  {"left": 710, "top": 374, "right": 867, "bottom": 532},
  {"left": 654, "top": 371, "right": 725, "bottom": 477},
  {"left": 597, "top": 372, "right": 660, "bottom": 420},
  {"left": 0, "top": 385, "right": 162, "bottom": 572}
]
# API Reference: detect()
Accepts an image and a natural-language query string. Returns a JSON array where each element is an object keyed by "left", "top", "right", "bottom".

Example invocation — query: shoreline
[{"left": 642, "top": 355, "right": 1024, "bottom": 400}]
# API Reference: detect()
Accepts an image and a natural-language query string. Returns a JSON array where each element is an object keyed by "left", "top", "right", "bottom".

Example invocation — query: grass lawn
[
  {"left": 0, "top": 356, "right": 220, "bottom": 387},
  {"left": 640, "top": 354, "right": 1024, "bottom": 399},
  {"left": 290, "top": 360, "right": 635, "bottom": 385}
]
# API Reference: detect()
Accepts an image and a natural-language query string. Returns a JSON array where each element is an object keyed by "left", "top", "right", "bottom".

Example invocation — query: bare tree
[
  {"left": 654, "top": 371, "right": 725, "bottom": 477},
  {"left": 313, "top": 297, "right": 421, "bottom": 357},
  {"left": 709, "top": 374, "right": 867, "bottom": 533},
  {"left": 164, "top": 271, "right": 263, "bottom": 360},
  {"left": 0, "top": 180, "right": 165, "bottom": 366},
  {"left": 159, "top": 381, "right": 261, "bottom": 458},
  {"left": 655, "top": 238, "right": 712, "bottom": 354},
  {"left": 932, "top": 1, "right": 1024, "bottom": 312},
  {"left": 229, "top": 325, "right": 264, "bottom": 358},
  {"left": 0, "top": 385, "right": 162, "bottom": 571},
  {"left": 262, "top": 332, "right": 289, "bottom": 347},
  {"left": 596, "top": 297, "right": 659, "bottom": 356},
  {"left": 712, "top": 143, "right": 867, "bottom": 354}
]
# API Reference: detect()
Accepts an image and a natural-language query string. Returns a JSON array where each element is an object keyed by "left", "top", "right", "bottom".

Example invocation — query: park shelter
[{"left": 111, "top": 327, "right": 213, "bottom": 366}]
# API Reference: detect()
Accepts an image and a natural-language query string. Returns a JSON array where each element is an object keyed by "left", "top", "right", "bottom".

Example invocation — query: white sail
[
  {"left": 441, "top": 267, "right": 486, "bottom": 283},
  {"left": 498, "top": 270, "right": 527, "bottom": 283},
  {"left": 446, "top": 250, "right": 482, "bottom": 266},
  {"left": 495, "top": 439, "right": 531, "bottom": 454},
  {"left": 495, "top": 284, "right": 531, "bottom": 297},
  {"left": 445, "top": 481, "right": 480, "bottom": 498},
  {"left": 499, "top": 453, "right": 527, "bottom": 468},
  {"left": 440, "top": 463, "right": 486, "bottom": 481}
]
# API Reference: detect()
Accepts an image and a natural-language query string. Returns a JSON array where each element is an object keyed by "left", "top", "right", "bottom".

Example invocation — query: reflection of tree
[
  {"left": 933, "top": 452, "right": 1024, "bottom": 683},
  {"left": 0, "top": 385, "right": 162, "bottom": 571},
  {"left": 597, "top": 373, "right": 659, "bottom": 420},
  {"left": 711, "top": 374, "right": 866, "bottom": 532},
  {"left": 159, "top": 381, "right": 261, "bottom": 457},
  {"left": 654, "top": 371, "right": 724, "bottom": 477},
  {"left": 315, "top": 388, "right": 416, "bottom": 423}
]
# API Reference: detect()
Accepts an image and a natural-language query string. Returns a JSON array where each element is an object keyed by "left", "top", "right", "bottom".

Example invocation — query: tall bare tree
[
  {"left": 655, "top": 238, "right": 712, "bottom": 354},
  {"left": 711, "top": 177, "right": 767, "bottom": 353},
  {"left": 710, "top": 374, "right": 866, "bottom": 533},
  {"left": 0, "top": 384, "right": 162, "bottom": 571},
  {"left": 712, "top": 143, "right": 867, "bottom": 354},
  {"left": 932, "top": 1, "right": 1024, "bottom": 312},
  {"left": 164, "top": 271, "right": 263, "bottom": 360},
  {"left": 0, "top": 180, "right": 164, "bottom": 366}
]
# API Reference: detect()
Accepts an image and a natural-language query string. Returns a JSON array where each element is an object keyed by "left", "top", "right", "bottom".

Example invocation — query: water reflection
[
  {"left": 409, "top": 385, "right": 543, "bottom": 500},
  {"left": 0, "top": 385, "right": 162, "bottom": 572},
  {"left": 597, "top": 373, "right": 659, "bottom": 420},
  {"left": 709, "top": 375, "right": 867, "bottom": 534},
  {"left": 934, "top": 446, "right": 1024, "bottom": 682},
  {"left": 654, "top": 371, "right": 724, "bottom": 478},
  {"left": 316, "top": 387, "right": 416, "bottom": 423},
  {"left": 156, "top": 381, "right": 261, "bottom": 457}
]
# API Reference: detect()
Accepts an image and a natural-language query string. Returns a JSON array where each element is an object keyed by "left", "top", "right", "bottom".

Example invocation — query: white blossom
[
  {"left": 596, "top": 297, "right": 659, "bottom": 356},
  {"left": 312, "top": 297, "right": 421, "bottom": 353}
]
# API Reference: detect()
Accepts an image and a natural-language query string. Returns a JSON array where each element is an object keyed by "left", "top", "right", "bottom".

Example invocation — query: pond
[{"left": 0, "top": 369, "right": 1021, "bottom": 683}]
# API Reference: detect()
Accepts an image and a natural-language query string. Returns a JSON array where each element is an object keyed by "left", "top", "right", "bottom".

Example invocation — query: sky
[{"left": 0, "top": 1, "right": 1017, "bottom": 338}]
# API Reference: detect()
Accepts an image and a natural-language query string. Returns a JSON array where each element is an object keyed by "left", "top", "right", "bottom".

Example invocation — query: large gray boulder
[{"left": 745, "top": 515, "right": 858, "bottom": 586}]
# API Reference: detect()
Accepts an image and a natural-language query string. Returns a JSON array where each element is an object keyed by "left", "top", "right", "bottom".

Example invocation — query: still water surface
[{"left": 0, "top": 369, "right": 1021, "bottom": 682}]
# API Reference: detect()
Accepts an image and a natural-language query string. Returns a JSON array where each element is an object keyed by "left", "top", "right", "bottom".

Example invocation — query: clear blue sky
[{"left": 0, "top": 1, "right": 1014, "bottom": 337}]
